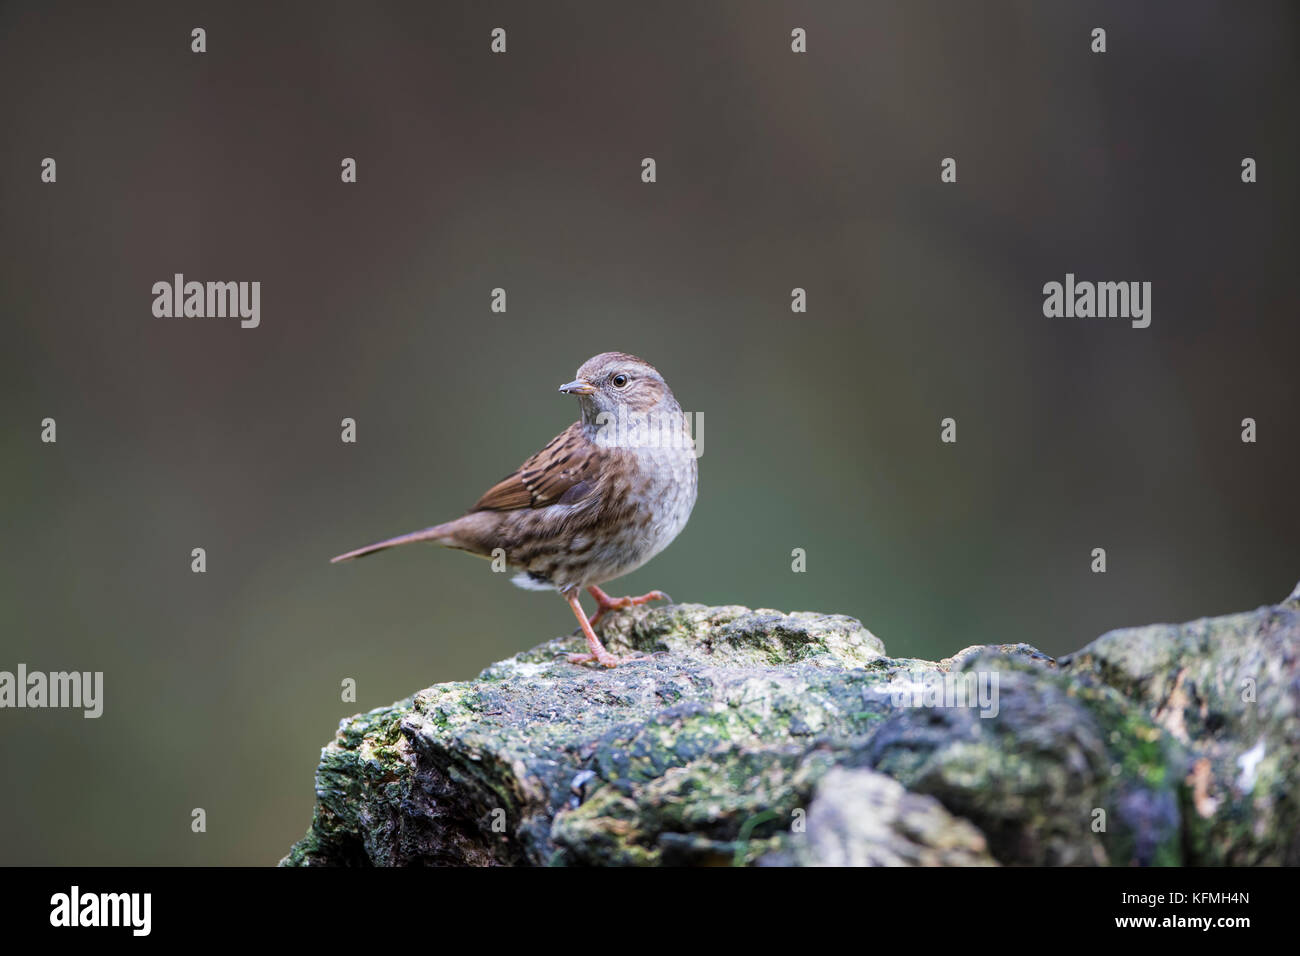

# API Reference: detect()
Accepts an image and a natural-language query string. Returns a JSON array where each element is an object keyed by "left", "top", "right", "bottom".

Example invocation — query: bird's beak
[{"left": 558, "top": 379, "right": 597, "bottom": 395}]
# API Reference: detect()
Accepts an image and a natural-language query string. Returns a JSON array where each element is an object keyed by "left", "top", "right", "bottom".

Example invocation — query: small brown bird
[{"left": 332, "top": 352, "right": 699, "bottom": 667}]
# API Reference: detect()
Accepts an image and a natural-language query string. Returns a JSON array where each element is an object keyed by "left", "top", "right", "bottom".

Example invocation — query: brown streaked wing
[{"left": 471, "top": 423, "right": 602, "bottom": 512}]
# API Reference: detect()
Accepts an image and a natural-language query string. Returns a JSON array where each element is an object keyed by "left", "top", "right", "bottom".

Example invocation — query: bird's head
[{"left": 559, "top": 352, "right": 675, "bottom": 421}]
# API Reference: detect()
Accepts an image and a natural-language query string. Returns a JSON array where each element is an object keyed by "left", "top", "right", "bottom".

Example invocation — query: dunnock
[{"left": 332, "top": 352, "right": 698, "bottom": 667}]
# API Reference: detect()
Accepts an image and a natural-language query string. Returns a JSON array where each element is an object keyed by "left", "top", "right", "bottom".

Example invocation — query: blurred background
[{"left": 1, "top": 0, "right": 1297, "bottom": 864}]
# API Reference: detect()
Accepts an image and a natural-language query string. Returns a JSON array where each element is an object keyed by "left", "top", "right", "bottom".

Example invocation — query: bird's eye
[{"left": 611, "top": 373, "right": 629, "bottom": 388}]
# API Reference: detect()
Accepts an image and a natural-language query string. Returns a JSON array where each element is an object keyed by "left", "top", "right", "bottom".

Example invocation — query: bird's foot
[
  {"left": 565, "top": 649, "right": 654, "bottom": 667},
  {"left": 587, "top": 586, "right": 672, "bottom": 626},
  {"left": 566, "top": 650, "right": 624, "bottom": 668},
  {"left": 563, "top": 588, "right": 645, "bottom": 668}
]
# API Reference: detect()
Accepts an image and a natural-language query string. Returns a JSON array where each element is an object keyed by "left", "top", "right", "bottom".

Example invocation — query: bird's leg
[
  {"left": 586, "top": 585, "right": 672, "bottom": 626},
  {"left": 564, "top": 589, "right": 623, "bottom": 667}
]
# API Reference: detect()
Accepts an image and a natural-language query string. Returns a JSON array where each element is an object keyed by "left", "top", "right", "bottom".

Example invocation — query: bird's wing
[{"left": 471, "top": 422, "right": 602, "bottom": 512}]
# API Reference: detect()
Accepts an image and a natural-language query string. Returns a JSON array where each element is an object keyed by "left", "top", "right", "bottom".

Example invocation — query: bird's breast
[
  {"left": 615, "top": 442, "right": 698, "bottom": 561},
  {"left": 508, "top": 409, "right": 698, "bottom": 590}
]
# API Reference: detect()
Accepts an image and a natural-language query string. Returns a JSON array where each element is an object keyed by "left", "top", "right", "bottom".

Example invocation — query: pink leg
[
  {"left": 587, "top": 585, "right": 671, "bottom": 626},
  {"left": 564, "top": 590, "right": 623, "bottom": 667}
]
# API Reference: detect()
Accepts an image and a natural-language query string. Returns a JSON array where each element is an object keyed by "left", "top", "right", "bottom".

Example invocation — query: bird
[{"left": 331, "top": 352, "right": 699, "bottom": 667}]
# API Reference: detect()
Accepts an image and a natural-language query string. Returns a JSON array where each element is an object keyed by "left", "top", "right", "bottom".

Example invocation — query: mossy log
[{"left": 282, "top": 587, "right": 1300, "bottom": 866}]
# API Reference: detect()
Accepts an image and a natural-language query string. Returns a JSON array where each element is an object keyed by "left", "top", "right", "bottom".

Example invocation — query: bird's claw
[
  {"left": 564, "top": 649, "right": 654, "bottom": 668},
  {"left": 566, "top": 651, "right": 623, "bottom": 668},
  {"left": 587, "top": 588, "right": 672, "bottom": 626}
]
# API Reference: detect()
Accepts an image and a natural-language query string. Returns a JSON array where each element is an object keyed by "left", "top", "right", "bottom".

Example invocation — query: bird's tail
[{"left": 330, "top": 521, "right": 461, "bottom": 563}]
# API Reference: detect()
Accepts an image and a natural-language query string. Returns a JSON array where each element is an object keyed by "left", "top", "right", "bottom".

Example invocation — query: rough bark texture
[{"left": 282, "top": 586, "right": 1300, "bottom": 866}]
